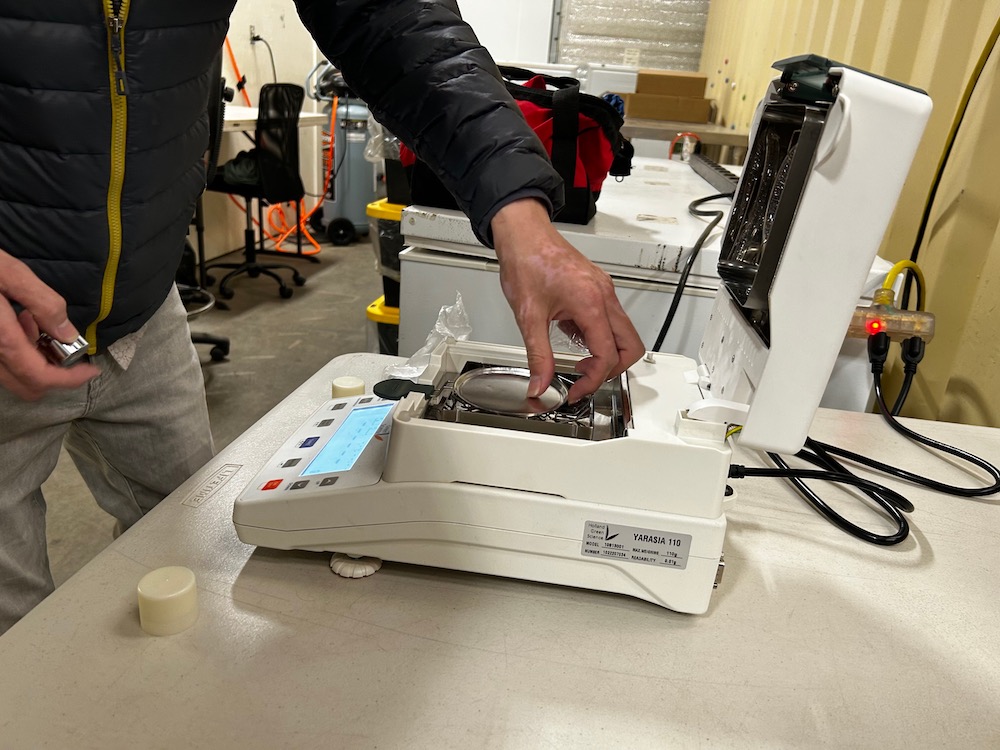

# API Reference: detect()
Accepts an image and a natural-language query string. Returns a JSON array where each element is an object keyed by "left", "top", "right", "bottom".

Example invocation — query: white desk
[
  {"left": 223, "top": 104, "right": 329, "bottom": 132},
  {"left": 1, "top": 353, "right": 999, "bottom": 748}
]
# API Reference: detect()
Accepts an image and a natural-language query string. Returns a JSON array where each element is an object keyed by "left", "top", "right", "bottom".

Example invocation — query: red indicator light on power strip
[{"left": 866, "top": 319, "right": 885, "bottom": 335}]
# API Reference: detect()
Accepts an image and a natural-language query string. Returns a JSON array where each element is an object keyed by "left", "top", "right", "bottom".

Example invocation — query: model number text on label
[{"left": 581, "top": 521, "right": 692, "bottom": 570}]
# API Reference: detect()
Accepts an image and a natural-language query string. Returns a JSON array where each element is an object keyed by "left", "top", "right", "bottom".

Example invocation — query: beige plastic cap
[
  {"left": 137, "top": 566, "right": 198, "bottom": 636},
  {"left": 331, "top": 376, "right": 365, "bottom": 398}
]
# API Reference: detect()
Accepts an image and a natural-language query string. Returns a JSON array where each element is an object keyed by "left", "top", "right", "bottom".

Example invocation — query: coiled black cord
[
  {"left": 730, "top": 457, "right": 910, "bottom": 545},
  {"left": 729, "top": 332, "right": 1000, "bottom": 545},
  {"left": 807, "top": 373, "right": 1000, "bottom": 498}
]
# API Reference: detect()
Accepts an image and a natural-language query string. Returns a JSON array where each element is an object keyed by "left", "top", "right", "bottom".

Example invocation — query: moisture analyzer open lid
[{"left": 690, "top": 55, "right": 931, "bottom": 455}]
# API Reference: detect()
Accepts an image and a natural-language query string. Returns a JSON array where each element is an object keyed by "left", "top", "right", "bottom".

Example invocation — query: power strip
[{"left": 689, "top": 153, "right": 739, "bottom": 195}]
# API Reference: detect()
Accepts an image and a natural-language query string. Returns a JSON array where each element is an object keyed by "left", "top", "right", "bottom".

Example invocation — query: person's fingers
[
  {"left": 603, "top": 300, "right": 645, "bottom": 380},
  {"left": 491, "top": 200, "right": 646, "bottom": 401},
  {"left": 559, "top": 288, "right": 643, "bottom": 402},
  {"left": 0, "top": 253, "right": 78, "bottom": 343},
  {"left": 564, "top": 305, "right": 618, "bottom": 403},
  {"left": 0, "top": 268, "right": 100, "bottom": 401},
  {"left": 17, "top": 309, "right": 40, "bottom": 341},
  {"left": 0, "top": 315, "right": 98, "bottom": 394},
  {"left": 517, "top": 303, "right": 557, "bottom": 398}
]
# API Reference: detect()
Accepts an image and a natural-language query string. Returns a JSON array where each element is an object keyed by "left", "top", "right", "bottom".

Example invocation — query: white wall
[{"left": 458, "top": 0, "right": 554, "bottom": 65}]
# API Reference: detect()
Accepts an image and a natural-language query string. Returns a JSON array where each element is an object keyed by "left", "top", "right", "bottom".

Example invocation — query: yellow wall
[{"left": 701, "top": 0, "right": 1000, "bottom": 425}]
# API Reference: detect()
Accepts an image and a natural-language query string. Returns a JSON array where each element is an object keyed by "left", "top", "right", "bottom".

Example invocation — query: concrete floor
[{"left": 42, "top": 237, "right": 383, "bottom": 587}]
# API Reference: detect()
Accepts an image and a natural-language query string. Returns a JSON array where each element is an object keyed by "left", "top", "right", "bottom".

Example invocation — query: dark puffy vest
[
  {"left": 0, "top": 0, "right": 563, "bottom": 351},
  {"left": 0, "top": 0, "right": 235, "bottom": 350}
]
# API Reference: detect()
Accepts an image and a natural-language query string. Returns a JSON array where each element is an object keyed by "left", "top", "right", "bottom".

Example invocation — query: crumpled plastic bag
[
  {"left": 383, "top": 292, "right": 472, "bottom": 380},
  {"left": 364, "top": 115, "right": 401, "bottom": 162},
  {"left": 548, "top": 320, "right": 591, "bottom": 356},
  {"left": 383, "top": 293, "right": 592, "bottom": 381}
]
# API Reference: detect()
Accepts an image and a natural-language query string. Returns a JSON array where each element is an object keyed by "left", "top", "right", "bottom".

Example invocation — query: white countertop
[{"left": 1, "top": 353, "right": 999, "bottom": 748}]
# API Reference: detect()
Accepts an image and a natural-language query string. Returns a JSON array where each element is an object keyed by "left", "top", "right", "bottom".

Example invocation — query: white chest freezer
[{"left": 399, "top": 156, "right": 727, "bottom": 360}]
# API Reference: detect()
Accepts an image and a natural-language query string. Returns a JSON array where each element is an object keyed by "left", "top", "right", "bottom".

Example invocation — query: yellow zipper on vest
[{"left": 88, "top": 0, "right": 131, "bottom": 353}]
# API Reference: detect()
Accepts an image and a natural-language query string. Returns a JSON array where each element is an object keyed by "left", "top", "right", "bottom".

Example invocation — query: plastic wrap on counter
[{"left": 384, "top": 293, "right": 473, "bottom": 380}]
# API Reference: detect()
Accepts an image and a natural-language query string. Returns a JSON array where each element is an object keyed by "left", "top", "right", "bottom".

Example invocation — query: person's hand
[
  {"left": 491, "top": 198, "right": 645, "bottom": 403},
  {"left": 0, "top": 250, "right": 99, "bottom": 400}
]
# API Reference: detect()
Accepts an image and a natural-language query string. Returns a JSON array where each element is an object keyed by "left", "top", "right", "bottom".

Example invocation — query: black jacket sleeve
[{"left": 293, "top": 0, "right": 564, "bottom": 246}]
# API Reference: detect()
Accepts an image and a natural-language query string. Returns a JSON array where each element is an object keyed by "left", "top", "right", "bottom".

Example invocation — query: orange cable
[{"left": 267, "top": 94, "right": 339, "bottom": 255}]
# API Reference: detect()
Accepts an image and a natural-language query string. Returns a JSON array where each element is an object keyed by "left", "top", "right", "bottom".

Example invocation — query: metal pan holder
[{"left": 452, "top": 366, "right": 569, "bottom": 417}]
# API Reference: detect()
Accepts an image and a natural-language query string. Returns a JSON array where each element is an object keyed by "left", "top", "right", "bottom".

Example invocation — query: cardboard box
[
  {"left": 623, "top": 93, "right": 712, "bottom": 123},
  {"left": 636, "top": 69, "right": 708, "bottom": 98}
]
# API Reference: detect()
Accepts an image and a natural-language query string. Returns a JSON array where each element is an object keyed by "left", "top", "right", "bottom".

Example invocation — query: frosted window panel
[{"left": 558, "top": 0, "right": 709, "bottom": 70}]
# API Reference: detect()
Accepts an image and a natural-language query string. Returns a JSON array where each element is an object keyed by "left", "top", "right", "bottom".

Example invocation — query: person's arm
[
  {"left": 294, "top": 0, "right": 644, "bottom": 394},
  {"left": 0, "top": 251, "right": 99, "bottom": 400}
]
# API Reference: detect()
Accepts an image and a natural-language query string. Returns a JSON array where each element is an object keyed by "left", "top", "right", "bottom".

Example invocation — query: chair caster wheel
[
  {"left": 219, "top": 287, "right": 234, "bottom": 300},
  {"left": 248, "top": 268, "right": 261, "bottom": 278},
  {"left": 205, "top": 274, "right": 216, "bottom": 286},
  {"left": 210, "top": 345, "right": 229, "bottom": 362},
  {"left": 279, "top": 286, "right": 294, "bottom": 299},
  {"left": 293, "top": 274, "right": 306, "bottom": 287}
]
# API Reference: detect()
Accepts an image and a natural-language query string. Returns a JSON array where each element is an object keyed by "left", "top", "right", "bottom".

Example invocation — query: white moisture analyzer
[
  {"left": 235, "top": 341, "right": 729, "bottom": 613},
  {"left": 233, "top": 56, "right": 932, "bottom": 614}
]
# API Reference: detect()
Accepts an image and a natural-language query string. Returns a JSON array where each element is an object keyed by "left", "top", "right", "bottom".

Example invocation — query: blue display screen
[{"left": 301, "top": 403, "right": 393, "bottom": 476}]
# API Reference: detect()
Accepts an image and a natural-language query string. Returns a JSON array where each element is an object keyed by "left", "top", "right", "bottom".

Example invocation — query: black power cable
[
  {"left": 251, "top": 33, "right": 278, "bottom": 84},
  {"left": 903, "top": 18, "right": 1000, "bottom": 309},
  {"left": 730, "top": 459, "right": 910, "bottom": 546},
  {"left": 652, "top": 191, "right": 733, "bottom": 352},
  {"left": 889, "top": 335, "right": 923, "bottom": 415},
  {"left": 809, "top": 373, "right": 1000, "bottom": 498}
]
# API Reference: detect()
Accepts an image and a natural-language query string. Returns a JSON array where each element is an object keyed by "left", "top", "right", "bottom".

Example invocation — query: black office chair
[
  {"left": 182, "top": 242, "right": 230, "bottom": 361},
  {"left": 206, "top": 83, "right": 309, "bottom": 300}
]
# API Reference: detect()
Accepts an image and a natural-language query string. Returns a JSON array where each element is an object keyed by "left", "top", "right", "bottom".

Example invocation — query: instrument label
[
  {"left": 181, "top": 464, "right": 242, "bottom": 508},
  {"left": 581, "top": 521, "right": 692, "bottom": 570}
]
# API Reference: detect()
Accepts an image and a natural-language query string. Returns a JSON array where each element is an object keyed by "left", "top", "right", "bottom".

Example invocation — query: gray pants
[{"left": 0, "top": 287, "right": 214, "bottom": 633}]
